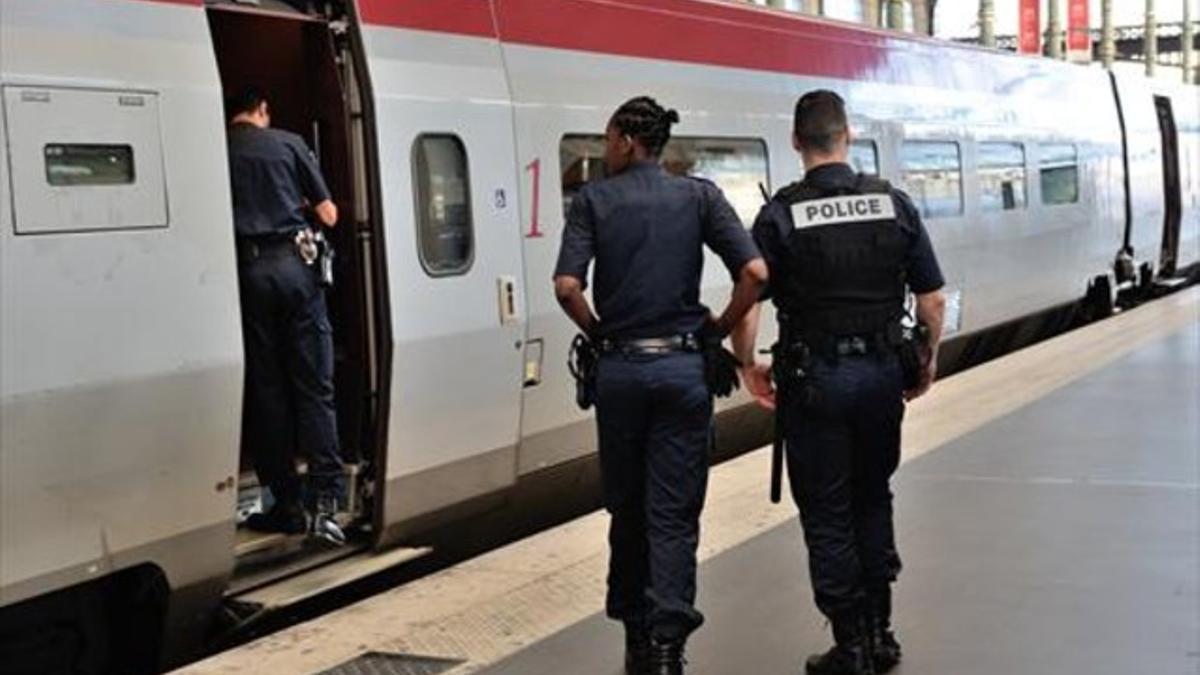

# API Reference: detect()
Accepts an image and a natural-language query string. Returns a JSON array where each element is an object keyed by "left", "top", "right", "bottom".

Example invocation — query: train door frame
[
  {"left": 1153, "top": 95, "right": 1183, "bottom": 277},
  {"left": 204, "top": 0, "right": 390, "bottom": 557}
]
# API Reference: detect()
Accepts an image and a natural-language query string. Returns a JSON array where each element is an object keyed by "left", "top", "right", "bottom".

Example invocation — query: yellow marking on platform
[{"left": 174, "top": 289, "right": 1199, "bottom": 675}]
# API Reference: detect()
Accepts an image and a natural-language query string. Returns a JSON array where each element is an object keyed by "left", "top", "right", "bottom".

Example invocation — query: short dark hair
[
  {"left": 227, "top": 85, "right": 268, "bottom": 119},
  {"left": 793, "top": 90, "right": 848, "bottom": 154},
  {"left": 610, "top": 96, "right": 680, "bottom": 157}
]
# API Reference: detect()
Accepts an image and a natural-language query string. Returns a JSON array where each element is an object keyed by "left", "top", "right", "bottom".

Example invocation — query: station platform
[{"left": 177, "top": 289, "right": 1199, "bottom": 675}]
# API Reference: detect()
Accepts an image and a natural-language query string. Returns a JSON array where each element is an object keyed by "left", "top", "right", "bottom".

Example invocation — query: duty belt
[
  {"left": 237, "top": 235, "right": 296, "bottom": 263},
  {"left": 789, "top": 332, "right": 892, "bottom": 358},
  {"left": 599, "top": 334, "right": 700, "bottom": 356}
]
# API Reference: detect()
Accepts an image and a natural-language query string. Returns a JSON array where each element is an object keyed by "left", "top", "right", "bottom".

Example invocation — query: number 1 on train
[{"left": 526, "top": 158, "right": 543, "bottom": 238}]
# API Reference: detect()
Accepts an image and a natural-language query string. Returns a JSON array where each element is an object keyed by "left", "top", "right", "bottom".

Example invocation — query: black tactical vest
[{"left": 774, "top": 174, "right": 907, "bottom": 337}]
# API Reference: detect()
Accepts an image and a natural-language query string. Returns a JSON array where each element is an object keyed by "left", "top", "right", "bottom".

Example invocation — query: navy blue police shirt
[
  {"left": 752, "top": 162, "right": 945, "bottom": 300},
  {"left": 554, "top": 161, "right": 760, "bottom": 340},
  {"left": 227, "top": 123, "right": 332, "bottom": 238}
]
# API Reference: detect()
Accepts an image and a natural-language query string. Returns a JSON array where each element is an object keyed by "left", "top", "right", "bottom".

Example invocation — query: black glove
[
  {"left": 568, "top": 334, "right": 599, "bottom": 410},
  {"left": 700, "top": 328, "right": 741, "bottom": 398}
]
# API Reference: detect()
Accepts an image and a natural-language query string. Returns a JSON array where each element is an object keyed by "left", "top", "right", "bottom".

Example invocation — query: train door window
[
  {"left": 850, "top": 140, "right": 879, "bottom": 176},
  {"left": 1039, "top": 143, "right": 1079, "bottom": 206},
  {"left": 560, "top": 135, "right": 769, "bottom": 225},
  {"left": 3, "top": 86, "right": 168, "bottom": 234},
  {"left": 978, "top": 142, "right": 1027, "bottom": 212},
  {"left": 900, "top": 141, "right": 963, "bottom": 218},
  {"left": 413, "top": 134, "right": 473, "bottom": 276}
]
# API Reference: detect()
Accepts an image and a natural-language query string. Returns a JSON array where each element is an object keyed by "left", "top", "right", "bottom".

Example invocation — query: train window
[
  {"left": 660, "top": 138, "right": 769, "bottom": 224},
  {"left": 978, "top": 142, "right": 1027, "bottom": 212},
  {"left": 560, "top": 135, "right": 770, "bottom": 225},
  {"left": 412, "top": 135, "right": 474, "bottom": 276},
  {"left": 850, "top": 140, "right": 879, "bottom": 175},
  {"left": 1040, "top": 144, "right": 1080, "bottom": 205},
  {"left": 560, "top": 135, "right": 607, "bottom": 215},
  {"left": 44, "top": 144, "right": 135, "bottom": 186},
  {"left": 3, "top": 86, "right": 167, "bottom": 234},
  {"left": 900, "top": 141, "right": 963, "bottom": 219}
]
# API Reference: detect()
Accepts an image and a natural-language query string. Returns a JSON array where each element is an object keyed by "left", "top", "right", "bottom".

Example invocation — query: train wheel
[{"left": 0, "top": 583, "right": 110, "bottom": 675}]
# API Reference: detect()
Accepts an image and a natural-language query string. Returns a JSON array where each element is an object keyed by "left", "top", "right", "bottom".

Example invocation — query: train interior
[{"left": 205, "top": 0, "right": 385, "bottom": 582}]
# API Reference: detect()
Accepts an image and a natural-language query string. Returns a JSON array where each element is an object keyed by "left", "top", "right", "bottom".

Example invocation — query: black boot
[
  {"left": 309, "top": 496, "right": 347, "bottom": 547},
  {"left": 624, "top": 621, "right": 651, "bottom": 674},
  {"left": 646, "top": 638, "right": 685, "bottom": 675},
  {"left": 868, "top": 588, "right": 900, "bottom": 672},
  {"left": 804, "top": 617, "right": 874, "bottom": 675},
  {"left": 245, "top": 502, "right": 307, "bottom": 535},
  {"left": 872, "top": 624, "right": 901, "bottom": 674}
]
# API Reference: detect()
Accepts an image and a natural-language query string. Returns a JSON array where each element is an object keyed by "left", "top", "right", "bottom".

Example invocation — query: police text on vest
[{"left": 791, "top": 194, "right": 896, "bottom": 230}]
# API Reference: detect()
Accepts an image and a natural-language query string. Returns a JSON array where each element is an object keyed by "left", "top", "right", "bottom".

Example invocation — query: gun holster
[
  {"left": 701, "top": 331, "right": 741, "bottom": 399},
  {"left": 315, "top": 231, "right": 334, "bottom": 288},
  {"left": 568, "top": 334, "right": 599, "bottom": 410},
  {"left": 893, "top": 322, "right": 930, "bottom": 390}
]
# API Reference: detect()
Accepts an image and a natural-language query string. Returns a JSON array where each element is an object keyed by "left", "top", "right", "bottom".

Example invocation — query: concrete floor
[{"left": 481, "top": 323, "right": 1200, "bottom": 675}]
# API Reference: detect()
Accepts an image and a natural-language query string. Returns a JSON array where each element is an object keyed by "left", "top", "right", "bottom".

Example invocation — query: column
[
  {"left": 1047, "top": 0, "right": 1064, "bottom": 58},
  {"left": 1183, "top": 0, "right": 1194, "bottom": 83},
  {"left": 980, "top": 0, "right": 996, "bottom": 47},
  {"left": 1100, "top": 0, "right": 1115, "bottom": 68},
  {"left": 886, "top": 0, "right": 905, "bottom": 30},
  {"left": 1145, "top": 0, "right": 1157, "bottom": 77}
]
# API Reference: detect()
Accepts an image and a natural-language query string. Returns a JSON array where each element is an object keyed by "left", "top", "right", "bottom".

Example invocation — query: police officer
[
  {"left": 731, "top": 91, "right": 946, "bottom": 675},
  {"left": 554, "top": 96, "right": 768, "bottom": 674},
  {"left": 227, "top": 87, "right": 346, "bottom": 547}
]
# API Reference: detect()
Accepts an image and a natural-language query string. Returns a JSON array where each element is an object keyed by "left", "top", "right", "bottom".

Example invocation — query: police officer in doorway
[
  {"left": 554, "top": 97, "right": 768, "bottom": 674},
  {"left": 227, "top": 87, "right": 346, "bottom": 547},
  {"left": 731, "top": 91, "right": 946, "bottom": 675}
]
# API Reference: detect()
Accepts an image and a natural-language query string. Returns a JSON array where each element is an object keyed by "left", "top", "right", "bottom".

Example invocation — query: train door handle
[{"left": 497, "top": 275, "right": 519, "bottom": 325}]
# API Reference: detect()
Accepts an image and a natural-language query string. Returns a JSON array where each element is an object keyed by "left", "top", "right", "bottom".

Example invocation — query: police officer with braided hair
[
  {"left": 554, "top": 96, "right": 767, "bottom": 674},
  {"left": 732, "top": 91, "right": 946, "bottom": 675}
]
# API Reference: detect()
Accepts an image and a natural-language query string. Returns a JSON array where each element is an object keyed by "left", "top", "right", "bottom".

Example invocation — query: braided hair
[{"left": 610, "top": 96, "right": 680, "bottom": 157}]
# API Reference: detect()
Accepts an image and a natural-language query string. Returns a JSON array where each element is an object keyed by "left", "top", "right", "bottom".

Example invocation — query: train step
[{"left": 226, "top": 545, "right": 433, "bottom": 614}]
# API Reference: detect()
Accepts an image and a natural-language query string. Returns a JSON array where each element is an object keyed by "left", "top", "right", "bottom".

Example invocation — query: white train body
[{"left": 1, "top": 0, "right": 1196, "bottom": 670}]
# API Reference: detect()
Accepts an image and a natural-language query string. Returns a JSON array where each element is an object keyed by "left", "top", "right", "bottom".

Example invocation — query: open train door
[
  {"left": 353, "top": 2, "right": 528, "bottom": 545},
  {"left": 1153, "top": 95, "right": 1183, "bottom": 277}
]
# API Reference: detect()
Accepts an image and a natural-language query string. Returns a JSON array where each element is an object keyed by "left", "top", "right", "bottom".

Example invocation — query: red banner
[
  {"left": 1067, "top": 0, "right": 1091, "bottom": 58},
  {"left": 1018, "top": 0, "right": 1041, "bottom": 54}
]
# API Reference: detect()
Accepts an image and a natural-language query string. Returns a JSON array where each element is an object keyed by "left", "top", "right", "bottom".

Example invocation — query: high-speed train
[{"left": 1, "top": 0, "right": 1196, "bottom": 671}]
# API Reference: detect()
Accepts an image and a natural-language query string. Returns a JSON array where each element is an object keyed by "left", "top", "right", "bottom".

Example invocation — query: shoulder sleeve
[
  {"left": 751, "top": 200, "right": 792, "bottom": 302},
  {"left": 893, "top": 189, "right": 945, "bottom": 294},
  {"left": 286, "top": 133, "right": 332, "bottom": 204},
  {"left": 699, "top": 181, "right": 761, "bottom": 280},
  {"left": 553, "top": 189, "right": 596, "bottom": 289}
]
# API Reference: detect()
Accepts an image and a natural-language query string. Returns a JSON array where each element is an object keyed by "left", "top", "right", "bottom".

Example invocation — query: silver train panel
[
  {"left": 0, "top": 0, "right": 241, "bottom": 606},
  {"left": 358, "top": 26, "right": 527, "bottom": 535}
]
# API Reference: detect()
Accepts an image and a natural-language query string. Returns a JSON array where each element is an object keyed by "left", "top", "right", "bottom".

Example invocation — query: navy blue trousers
[
  {"left": 595, "top": 351, "right": 712, "bottom": 641},
  {"left": 238, "top": 252, "right": 345, "bottom": 506},
  {"left": 784, "top": 351, "right": 904, "bottom": 624}
]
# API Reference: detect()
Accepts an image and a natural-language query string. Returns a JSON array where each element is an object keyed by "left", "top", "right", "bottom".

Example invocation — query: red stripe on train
[
  {"left": 355, "top": 0, "right": 1040, "bottom": 91},
  {"left": 356, "top": 0, "right": 497, "bottom": 39}
]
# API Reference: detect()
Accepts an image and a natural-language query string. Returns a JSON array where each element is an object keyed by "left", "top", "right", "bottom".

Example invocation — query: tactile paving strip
[{"left": 319, "top": 652, "right": 465, "bottom": 675}]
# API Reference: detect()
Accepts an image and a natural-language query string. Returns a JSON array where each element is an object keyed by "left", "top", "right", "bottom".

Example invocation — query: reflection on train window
[
  {"left": 900, "top": 141, "right": 963, "bottom": 219},
  {"left": 978, "top": 142, "right": 1027, "bottom": 212},
  {"left": 560, "top": 135, "right": 770, "bottom": 225},
  {"left": 44, "top": 144, "right": 135, "bottom": 186},
  {"left": 849, "top": 140, "right": 879, "bottom": 175},
  {"left": 413, "top": 135, "right": 474, "bottom": 276},
  {"left": 1040, "top": 144, "right": 1079, "bottom": 206},
  {"left": 560, "top": 136, "right": 607, "bottom": 216}
]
